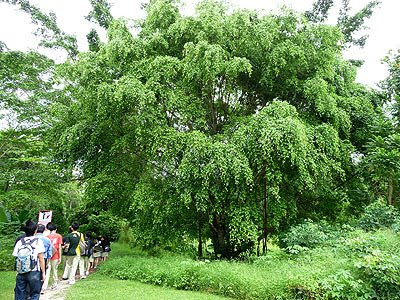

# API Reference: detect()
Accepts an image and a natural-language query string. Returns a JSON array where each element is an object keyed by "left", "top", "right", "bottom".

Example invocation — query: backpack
[
  {"left": 79, "top": 233, "right": 88, "bottom": 255},
  {"left": 49, "top": 234, "right": 60, "bottom": 258},
  {"left": 93, "top": 242, "right": 102, "bottom": 253},
  {"left": 50, "top": 238, "right": 57, "bottom": 258},
  {"left": 15, "top": 238, "right": 38, "bottom": 274}
]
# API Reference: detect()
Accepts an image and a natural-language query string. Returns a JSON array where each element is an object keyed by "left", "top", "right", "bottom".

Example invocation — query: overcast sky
[{"left": 0, "top": 0, "right": 399, "bottom": 86}]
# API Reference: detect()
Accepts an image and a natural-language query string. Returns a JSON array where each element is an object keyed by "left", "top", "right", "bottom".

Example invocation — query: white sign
[{"left": 38, "top": 210, "right": 52, "bottom": 226}]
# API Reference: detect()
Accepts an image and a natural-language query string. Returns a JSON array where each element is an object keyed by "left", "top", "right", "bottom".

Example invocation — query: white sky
[{"left": 0, "top": 0, "right": 399, "bottom": 95}]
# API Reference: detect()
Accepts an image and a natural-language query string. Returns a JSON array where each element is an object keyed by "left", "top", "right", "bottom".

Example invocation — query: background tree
[
  {"left": 305, "top": 0, "right": 380, "bottom": 48},
  {"left": 362, "top": 50, "right": 400, "bottom": 206},
  {"left": 0, "top": 0, "right": 82, "bottom": 227}
]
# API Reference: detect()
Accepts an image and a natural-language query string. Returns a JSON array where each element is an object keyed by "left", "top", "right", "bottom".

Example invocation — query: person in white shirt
[{"left": 13, "top": 220, "right": 46, "bottom": 300}]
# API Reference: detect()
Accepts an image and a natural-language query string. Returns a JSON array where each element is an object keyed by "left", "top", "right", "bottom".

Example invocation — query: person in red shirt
[{"left": 42, "top": 222, "right": 63, "bottom": 290}]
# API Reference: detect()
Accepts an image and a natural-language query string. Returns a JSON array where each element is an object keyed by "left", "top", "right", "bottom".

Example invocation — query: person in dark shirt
[
  {"left": 84, "top": 231, "right": 95, "bottom": 274},
  {"left": 61, "top": 222, "right": 84, "bottom": 284},
  {"left": 100, "top": 236, "right": 111, "bottom": 261}
]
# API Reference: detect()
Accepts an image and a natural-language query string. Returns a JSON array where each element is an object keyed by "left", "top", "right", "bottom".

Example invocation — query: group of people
[
  {"left": 12, "top": 219, "right": 111, "bottom": 300},
  {"left": 62, "top": 222, "right": 111, "bottom": 285}
]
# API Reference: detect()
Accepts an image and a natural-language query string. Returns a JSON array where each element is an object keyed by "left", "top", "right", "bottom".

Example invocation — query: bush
[
  {"left": 0, "top": 249, "right": 15, "bottom": 271},
  {"left": 391, "top": 217, "right": 400, "bottom": 233},
  {"left": 97, "top": 225, "right": 400, "bottom": 300},
  {"left": 356, "top": 250, "right": 400, "bottom": 299},
  {"left": 359, "top": 201, "right": 399, "bottom": 231},
  {"left": 0, "top": 221, "right": 21, "bottom": 271},
  {"left": 0, "top": 221, "right": 21, "bottom": 236},
  {"left": 293, "top": 270, "right": 374, "bottom": 300},
  {"left": 280, "top": 220, "right": 331, "bottom": 250},
  {"left": 118, "top": 221, "right": 134, "bottom": 244},
  {"left": 318, "top": 270, "right": 374, "bottom": 300},
  {"left": 86, "top": 212, "right": 124, "bottom": 241}
]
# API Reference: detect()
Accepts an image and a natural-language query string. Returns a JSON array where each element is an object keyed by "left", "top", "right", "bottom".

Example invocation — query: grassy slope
[{"left": 67, "top": 273, "right": 229, "bottom": 300}]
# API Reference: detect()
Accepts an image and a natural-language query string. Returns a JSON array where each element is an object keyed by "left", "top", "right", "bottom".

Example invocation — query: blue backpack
[{"left": 15, "top": 238, "right": 38, "bottom": 274}]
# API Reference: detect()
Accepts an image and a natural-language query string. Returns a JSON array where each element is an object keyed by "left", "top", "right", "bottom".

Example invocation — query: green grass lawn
[
  {"left": 0, "top": 271, "right": 15, "bottom": 299},
  {"left": 67, "top": 273, "right": 229, "bottom": 300}
]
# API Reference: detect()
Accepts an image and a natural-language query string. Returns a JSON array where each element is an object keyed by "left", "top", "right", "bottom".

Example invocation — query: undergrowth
[{"left": 99, "top": 202, "right": 400, "bottom": 299}]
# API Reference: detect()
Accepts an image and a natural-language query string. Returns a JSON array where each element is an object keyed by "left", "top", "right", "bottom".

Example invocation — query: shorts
[
  {"left": 101, "top": 252, "right": 109, "bottom": 258},
  {"left": 89, "top": 256, "right": 94, "bottom": 263},
  {"left": 93, "top": 252, "right": 101, "bottom": 258}
]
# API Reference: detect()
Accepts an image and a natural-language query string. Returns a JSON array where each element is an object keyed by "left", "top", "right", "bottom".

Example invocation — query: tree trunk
[
  {"left": 198, "top": 216, "right": 203, "bottom": 258},
  {"left": 262, "top": 162, "right": 268, "bottom": 253},
  {"left": 211, "top": 213, "right": 230, "bottom": 258},
  {"left": 388, "top": 176, "right": 393, "bottom": 206}
]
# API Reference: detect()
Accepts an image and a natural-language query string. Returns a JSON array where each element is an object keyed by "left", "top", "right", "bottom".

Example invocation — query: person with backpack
[
  {"left": 35, "top": 224, "right": 52, "bottom": 294},
  {"left": 83, "top": 231, "right": 94, "bottom": 275},
  {"left": 42, "top": 222, "right": 62, "bottom": 291},
  {"left": 100, "top": 236, "right": 111, "bottom": 261},
  {"left": 12, "top": 220, "right": 46, "bottom": 300},
  {"left": 92, "top": 238, "right": 102, "bottom": 269},
  {"left": 62, "top": 222, "right": 85, "bottom": 284}
]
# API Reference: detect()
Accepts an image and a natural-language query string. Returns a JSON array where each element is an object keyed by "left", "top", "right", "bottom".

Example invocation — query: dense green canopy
[
  {"left": 0, "top": 0, "right": 391, "bottom": 258},
  {"left": 44, "top": 0, "right": 380, "bottom": 257}
]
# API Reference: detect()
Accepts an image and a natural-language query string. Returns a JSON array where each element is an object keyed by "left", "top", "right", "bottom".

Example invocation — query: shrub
[
  {"left": 0, "top": 222, "right": 21, "bottom": 271},
  {"left": 318, "top": 270, "right": 374, "bottom": 300},
  {"left": 391, "top": 217, "right": 400, "bottom": 233},
  {"left": 280, "top": 220, "right": 331, "bottom": 250},
  {"left": 358, "top": 201, "right": 399, "bottom": 231},
  {"left": 356, "top": 250, "right": 400, "bottom": 299},
  {"left": 0, "top": 249, "right": 15, "bottom": 271},
  {"left": 86, "top": 212, "right": 124, "bottom": 241},
  {"left": 118, "top": 221, "right": 134, "bottom": 244},
  {"left": 0, "top": 221, "right": 21, "bottom": 236},
  {"left": 99, "top": 243, "right": 353, "bottom": 300},
  {"left": 292, "top": 270, "right": 374, "bottom": 300}
]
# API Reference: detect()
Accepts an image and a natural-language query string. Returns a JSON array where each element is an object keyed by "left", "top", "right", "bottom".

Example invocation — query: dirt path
[{"left": 41, "top": 280, "right": 71, "bottom": 300}]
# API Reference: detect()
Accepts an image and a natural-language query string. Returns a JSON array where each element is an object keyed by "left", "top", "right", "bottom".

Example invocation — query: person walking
[
  {"left": 62, "top": 222, "right": 85, "bottom": 285},
  {"left": 35, "top": 224, "right": 52, "bottom": 294},
  {"left": 83, "top": 231, "right": 95, "bottom": 275},
  {"left": 100, "top": 236, "right": 111, "bottom": 262},
  {"left": 42, "top": 222, "right": 62, "bottom": 291},
  {"left": 92, "top": 238, "right": 102, "bottom": 269},
  {"left": 13, "top": 220, "right": 46, "bottom": 300}
]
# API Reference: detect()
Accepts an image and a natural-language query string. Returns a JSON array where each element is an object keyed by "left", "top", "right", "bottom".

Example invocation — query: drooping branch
[{"left": 1, "top": 0, "right": 78, "bottom": 58}]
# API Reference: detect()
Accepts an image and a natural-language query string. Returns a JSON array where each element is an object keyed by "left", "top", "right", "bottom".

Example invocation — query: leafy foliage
[
  {"left": 356, "top": 250, "right": 400, "bottom": 299},
  {"left": 85, "top": 211, "right": 124, "bottom": 241},
  {"left": 280, "top": 220, "right": 330, "bottom": 250},
  {"left": 86, "top": 0, "right": 113, "bottom": 29},
  {"left": 0, "top": 221, "right": 22, "bottom": 271},
  {"left": 0, "top": 0, "right": 388, "bottom": 260},
  {"left": 44, "top": 0, "right": 382, "bottom": 257},
  {"left": 2, "top": 0, "right": 78, "bottom": 57},
  {"left": 358, "top": 201, "right": 399, "bottom": 231}
]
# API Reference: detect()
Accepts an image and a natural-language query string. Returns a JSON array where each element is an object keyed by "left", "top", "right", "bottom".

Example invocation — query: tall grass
[
  {"left": 98, "top": 229, "right": 400, "bottom": 299},
  {"left": 99, "top": 244, "right": 351, "bottom": 299}
]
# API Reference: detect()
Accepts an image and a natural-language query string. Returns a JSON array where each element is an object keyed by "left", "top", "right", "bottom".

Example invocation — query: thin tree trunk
[
  {"left": 198, "top": 216, "right": 203, "bottom": 258},
  {"left": 388, "top": 176, "right": 393, "bottom": 206},
  {"left": 262, "top": 162, "right": 268, "bottom": 254}
]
